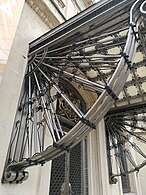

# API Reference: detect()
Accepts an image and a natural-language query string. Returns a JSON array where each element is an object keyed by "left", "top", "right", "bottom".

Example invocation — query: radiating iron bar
[
  {"left": 33, "top": 98, "right": 38, "bottom": 154},
  {"left": 107, "top": 102, "right": 146, "bottom": 116},
  {"left": 64, "top": 35, "right": 126, "bottom": 54},
  {"left": 26, "top": 121, "right": 31, "bottom": 159},
  {"left": 8, "top": 91, "right": 27, "bottom": 160},
  {"left": 44, "top": 55, "right": 121, "bottom": 60},
  {"left": 130, "top": 161, "right": 146, "bottom": 173},
  {"left": 108, "top": 121, "right": 125, "bottom": 141},
  {"left": 18, "top": 90, "right": 27, "bottom": 110},
  {"left": 35, "top": 58, "right": 118, "bottom": 67},
  {"left": 106, "top": 125, "right": 118, "bottom": 149},
  {"left": 19, "top": 114, "right": 31, "bottom": 160},
  {"left": 38, "top": 62, "right": 117, "bottom": 70},
  {"left": 38, "top": 110, "right": 45, "bottom": 152},
  {"left": 113, "top": 123, "right": 146, "bottom": 148},
  {"left": 41, "top": 105, "right": 57, "bottom": 144},
  {"left": 41, "top": 27, "right": 128, "bottom": 55},
  {"left": 75, "top": 27, "right": 128, "bottom": 45},
  {"left": 95, "top": 41, "right": 126, "bottom": 51},
  {"left": 43, "top": 59, "right": 119, "bottom": 65},
  {"left": 58, "top": 28, "right": 127, "bottom": 55},
  {"left": 18, "top": 98, "right": 32, "bottom": 160},
  {"left": 105, "top": 126, "right": 114, "bottom": 178},
  {"left": 37, "top": 125, "right": 42, "bottom": 153},
  {"left": 8, "top": 124, "right": 19, "bottom": 161},
  {"left": 76, "top": 9, "right": 129, "bottom": 45},
  {"left": 106, "top": 120, "right": 121, "bottom": 146},
  {"left": 108, "top": 120, "right": 126, "bottom": 136},
  {"left": 128, "top": 120, "right": 137, "bottom": 139},
  {"left": 28, "top": 66, "right": 33, "bottom": 157},
  {"left": 25, "top": 49, "right": 47, "bottom": 77},
  {"left": 42, "top": 62, "right": 104, "bottom": 92},
  {"left": 45, "top": 31, "right": 127, "bottom": 56},
  {"left": 45, "top": 95, "right": 62, "bottom": 141},
  {"left": 34, "top": 99, "right": 43, "bottom": 153},
  {"left": 112, "top": 116, "right": 146, "bottom": 123},
  {"left": 124, "top": 149, "right": 137, "bottom": 168},
  {"left": 77, "top": 35, "right": 126, "bottom": 49},
  {"left": 38, "top": 67, "right": 84, "bottom": 119},
  {"left": 41, "top": 61, "right": 117, "bottom": 69},
  {"left": 123, "top": 122, "right": 146, "bottom": 131},
  {"left": 42, "top": 92, "right": 61, "bottom": 141},
  {"left": 37, "top": 124, "right": 43, "bottom": 152},
  {"left": 20, "top": 131, "right": 29, "bottom": 160},
  {"left": 115, "top": 152, "right": 125, "bottom": 174},
  {"left": 107, "top": 123, "right": 137, "bottom": 173},
  {"left": 13, "top": 94, "right": 29, "bottom": 162},
  {"left": 131, "top": 143, "right": 146, "bottom": 158},
  {"left": 37, "top": 53, "right": 44, "bottom": 56},
  {"left": 111, "top": 160, "right": 146, "bottom": 177},
  {"left": 30, "top": 122, "right": 34, "bottom": 157},
  {"left": 49, "top": 100, "right": 64, "bottom": 137},
  {"left": 33, "top": 70, "right": 57, "bottom": 142},
  {"left": 137, "top": 160, "right": 146, "bottom": 170},
  {"left": 114, "top": 122, "right": 146, "bottom": 144},
  {"left": 28, "top": 54, "right": 37, "bottom": 66},
  {"left": 78, "top": 28, "right": 127, "bottom": 48},
  {"left": 49, "top": 106, "right": 61, "bottom": 141},
  {"left": 108, "top": 125, "right": 129, "bottom": 147},
  {"left": 124, "top": 118, "right": 146, "bottom": 122},
  {"left": 50, "top": 60, "right": 118, "bottom": 64},
  {"left": 60, "top": 41, "right": 125, "bottom": 56},
  {"left": 56, "top": 63, "right": 117, "bottom": 69}
]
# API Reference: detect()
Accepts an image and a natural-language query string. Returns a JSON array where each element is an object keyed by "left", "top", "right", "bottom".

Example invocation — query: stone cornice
[
  {"left": 26, "top": 0, "right": 62, "bottom": 29},
  {"left": 83, "top": 0, "right": 93, "bottom": 6}
]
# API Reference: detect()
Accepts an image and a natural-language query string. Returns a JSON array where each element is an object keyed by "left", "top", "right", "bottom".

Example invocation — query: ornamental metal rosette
[{"left": 2, "top": 0, "right": 146, "bottom": 183}]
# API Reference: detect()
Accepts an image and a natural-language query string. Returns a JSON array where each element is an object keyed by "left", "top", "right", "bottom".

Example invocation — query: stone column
[{"left": 0, "top": 2, "right": 52, "bottom": 195}]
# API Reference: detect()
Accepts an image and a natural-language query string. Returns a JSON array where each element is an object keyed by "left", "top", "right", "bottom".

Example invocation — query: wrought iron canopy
[{"left": 2, "top": 0, "right": 146, "bottom": 183}]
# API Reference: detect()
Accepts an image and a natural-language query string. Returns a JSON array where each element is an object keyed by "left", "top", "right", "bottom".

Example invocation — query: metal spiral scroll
[{"left": 2, "top": 0, "right": 146, "bottom": 183}]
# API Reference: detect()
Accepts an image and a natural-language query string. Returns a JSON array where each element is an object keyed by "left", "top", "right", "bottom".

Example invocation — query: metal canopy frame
[{"left": 2, "top": 0, "right": 146, "bottom": 185}]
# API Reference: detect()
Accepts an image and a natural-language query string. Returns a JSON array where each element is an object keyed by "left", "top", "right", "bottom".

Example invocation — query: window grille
[{"left": 49, "top": 140, "right": 88, "bottom": 194}]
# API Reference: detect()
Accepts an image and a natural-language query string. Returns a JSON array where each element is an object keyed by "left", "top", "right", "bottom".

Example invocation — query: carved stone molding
[{"left": 26, "top": 0, "right": 61, "bottom": 29}]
